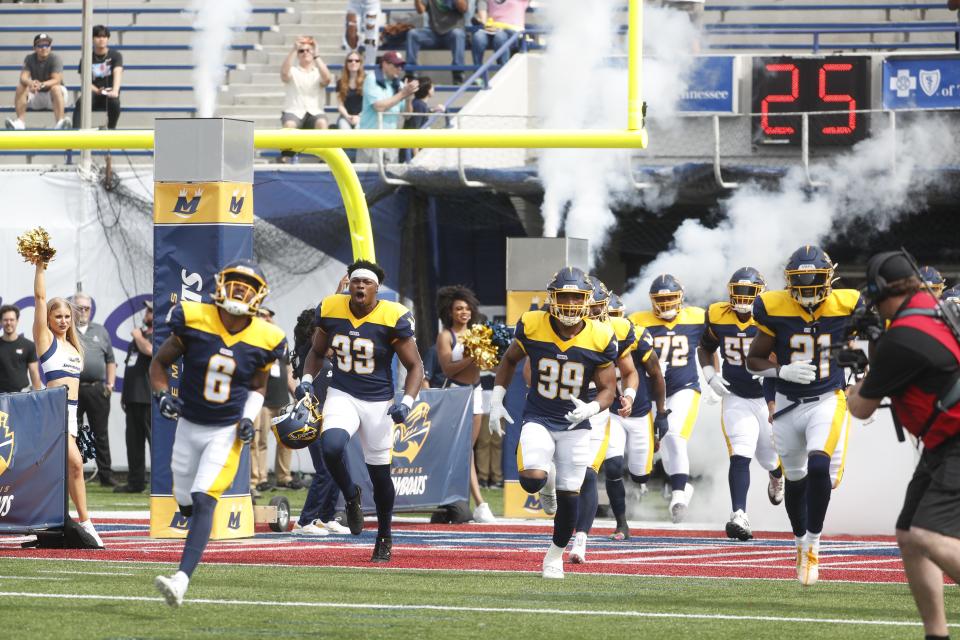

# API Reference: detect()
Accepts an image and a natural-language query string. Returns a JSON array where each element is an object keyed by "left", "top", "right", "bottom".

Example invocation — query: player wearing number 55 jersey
[
  {"left": 151, "top": 260, "right": 286, "bottom": 607},
  {"left": 747, "top": 245, "right": 862, "bottom": 586},
  {"left": 489, "top": 267, "right": 618, "bottom": 579},
  {"left": 697, "top": 267, "right": 784, "bottom": 542},
  {"left": 629, "top": 274, "right": 706, "bottom": 523},
  {"left": 301, "top": 259, "right": 424, "bottom": 564}
]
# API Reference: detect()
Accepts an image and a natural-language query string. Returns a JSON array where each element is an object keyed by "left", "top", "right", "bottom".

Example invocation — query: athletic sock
[
  {"left": 178, "top": 492, "right": 217, "bottom": 578},
  {"left": 669, "top": 473, "right": 688, "bottom": 492},
  {"left": 784, "top": 478, "right": 808, "bottom": 538},
  {"left": 728, "top": 455, "right": 751, "bottom": 513},
  {"left": 367, "top": 463, "right": 395, "bottom": 539},
  {"left": 806, "top": 455, "right": 832, "bottom": 535},
  {"left": 320, "top": 429, "right": 356, "bottom": 497},
  {"left": 576, "top": 468, "right": 599, "bottom": 535},
  {"left": 606, "top": 477, "right": 626, "bottom": 524},
  {"left": 552, "top": 491, "right": 579, "bottom": 548}
]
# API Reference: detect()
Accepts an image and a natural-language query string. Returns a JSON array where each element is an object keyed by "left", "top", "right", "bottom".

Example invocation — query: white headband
[{"left": 349, "top": 268, "right": 380, "bottom": 285}]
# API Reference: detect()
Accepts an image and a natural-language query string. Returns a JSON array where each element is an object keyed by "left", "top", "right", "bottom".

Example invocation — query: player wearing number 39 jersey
[
  {"left": 151, "top": 260, "right": 286, "bottom": 608},
  {"left": 629, "top": 273, "right": 706, "bottom": 523},
  {"left": 747, "top": 245, "right": 863, "bottom": 587},
  {"left": 488, "top": 267, "right": 618, "bottom": 579},
  {"left": 301, "top": 259, "right": 424, "bottom": 564}
]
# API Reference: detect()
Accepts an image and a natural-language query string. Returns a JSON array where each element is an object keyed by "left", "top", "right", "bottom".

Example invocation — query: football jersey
[
  {"left": 752, "top": 289, "right": 863, "bottom": 398},
  {"left": 170, "top": 301, "right": 287, "bottom": 427},
  {"left": 514, "top": 310, "right": 617, "bottom": 432},
  {"left": 315, "top": 294, "right": 415, "bottom": 401},
  {"left": 627, "top": 326, "right": 656, "bottom": 418},
  {"left": 705, "top": 302, "right": 763, "bottom": 399},
  {"left": 629, "top": 306, "right": 706, "bottom": 396}
]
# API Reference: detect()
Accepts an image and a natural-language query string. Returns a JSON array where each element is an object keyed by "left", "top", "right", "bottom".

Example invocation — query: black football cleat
[
  {"left": 371, "top": 536, "right": 392, "bottom": 563},
  {"left": 345, "top": 487, "right": 364, "bottom": 535}
]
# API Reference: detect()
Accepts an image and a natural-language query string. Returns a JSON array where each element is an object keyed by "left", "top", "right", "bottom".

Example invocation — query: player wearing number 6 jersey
[
  {"left": 489, "top": 267, "right": 618, "bottom": 579},
  {"left": 629, "top": 274, "right": 706, "bottom": 523},
  {"left": 301, "top": 259, "right": 424, "bottom": 563},
  {"left": 697, "top": 267, "right": 784, "bottom": 542},
  {"left": 747, "top": 245, "right": 863, "bottom": 586},
  {"left": 151, "top": 260, "right": 287, "bottom": 607}
]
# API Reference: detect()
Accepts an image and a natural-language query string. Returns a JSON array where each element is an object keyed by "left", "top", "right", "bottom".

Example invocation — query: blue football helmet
[
  {"left": 588, "top": 278, "right": 611, "bottom": 321},
  {"left": 920, "top": 266, "right": 945, "bottom": 298},
  {"left": 607, "top": 293, "right": 625, "bottom": 318},
  {"left": 213, "top": 259, "right": 269, "bottom": 317},
  {"left": 943, "top": 285, "right": 960, "bottom": 305},
  {"left": 728, "top": 267, "right": 766, "bottom": 314},
  {"left": 546, "top": 267, "right": 593, "bottom": 326},
  {"left": 784, "top": 245, "right": 835, "bottom": 308},
  {"left": 649, "top": 274, "right": 684, "bottom": 320},
  {"left": 271, "top": 393, "right": 322, "bottom": 450}
]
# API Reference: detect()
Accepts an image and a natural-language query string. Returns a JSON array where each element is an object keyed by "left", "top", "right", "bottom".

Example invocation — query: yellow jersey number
[
  {"left": 331, "top": 334, "right": 375, "bottom": 375},
  {"left": 653, "top": 335, "right": 689, "bottom": 368},
  {"left": 536, "top": 358, "right": 584, "bottom": 400}
]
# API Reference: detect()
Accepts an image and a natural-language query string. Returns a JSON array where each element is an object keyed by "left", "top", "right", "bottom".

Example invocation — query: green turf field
[{"left": 0, "top": 557, "right": 951, "bottom": 639}]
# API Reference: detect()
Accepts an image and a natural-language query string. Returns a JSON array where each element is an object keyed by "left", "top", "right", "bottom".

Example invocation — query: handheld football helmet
[
  {"left": 607, "top": 293, "right": 625, "bottom": 318},
  {"left": 943, "top": 285, "right": 960, "bottom": 305},
  {"left": 546, "top": 267, "right": 593, "bottom": 327},
  {"left": 784, "top": 245, "right": 835, "bottom": 309},
  {"left": 649, "top": 274, "right": 684, "bottom": 320},
  {"left": 587, "top": 278, "right": 610, "bottom": 321},
  {"left": 271, "top": 393, "right": 322, "bottom": 450},
  {"left": 920, "top": 265, "right": 946, "bottom": 298},
  {"left": 213, "top": 259, "right": 269, "bottom": 317},
  {"left": 728, "top": 267, "right": 766, "bottom": 315}
]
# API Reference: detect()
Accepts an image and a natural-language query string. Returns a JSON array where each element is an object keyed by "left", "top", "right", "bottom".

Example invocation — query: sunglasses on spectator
[
  {"left": 347, "top": 58, "right": 361, "bottom": 63},
  {"left": 298, "top": 48, "right": 312, "bottom": 54},
  {"left": 35, "top": 43, "right": 51, "bottom": 49}
]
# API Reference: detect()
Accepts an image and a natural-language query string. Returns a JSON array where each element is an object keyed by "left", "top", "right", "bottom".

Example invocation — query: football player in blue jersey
[
  {"left": 629, "top": 274, "right": 706, "bottom": 523},
  {"left": 489, "top": 267, "right": 618, "bottom": 579},
  {"left": 696, "top": 267, "right": 784, "bottom": 542},
  {"left": 603, "top": 295, "right": 668, "bottom": 542},
  {"left": 151, "top": 260, "right": 287, "bottom": 607},
  {"left": 568, "top": 280, "right": 641, "bottom": 563},
  {"left": 300, "top": 259, "right": 424, "bottom": 563},
  {"left": 920, "top": 265, "right": 946, "bottom": 299},
  {"left": 746, "top": 245, "right": 862, "bottom": 586},
  {"left": 943, "top": 285, "right": 960, "bottom": 305}
]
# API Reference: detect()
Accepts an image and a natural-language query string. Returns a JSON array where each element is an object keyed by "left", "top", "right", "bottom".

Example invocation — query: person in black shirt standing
[
  {"left": 0, "top": 304, "right": 41, "bottom": 393},
  {"left": 847, "top": 250, "right": 960, "bottom": 640},
  {"left": 117, "top": 300, "right": 153, "bottom": 493},
  {"left": 72, "top": 24, "right": 123, "bottom": 130}
]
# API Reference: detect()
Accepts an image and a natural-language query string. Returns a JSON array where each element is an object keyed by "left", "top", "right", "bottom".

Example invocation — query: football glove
[
  {"left": 237, "top": 418, "right": 255, "bottom": 444},
  {"left": 387, "top": 402, "right": 411, "bottom": 424},
  {"left": 778, "top": 360, "right": 817, "bottom": 384},
  {"left": 702, "top": 365, "right": 731, "bottom": 397},
  {"left": 653, "top": 409, "right": 672, "bottom": 442},
  {"left": 488, "top": 385, "right": 513, "bottom": 437},
  {"left": 564, "top": 397, "right": 600, "bottom": 426},
  {"left": 155, "top": 390, "right": 183, "bottom": 421}
]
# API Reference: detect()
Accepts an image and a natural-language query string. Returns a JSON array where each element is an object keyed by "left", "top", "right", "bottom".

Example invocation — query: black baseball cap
[{"left": 34, "top": 33, "right": 52, "bottom": 46}]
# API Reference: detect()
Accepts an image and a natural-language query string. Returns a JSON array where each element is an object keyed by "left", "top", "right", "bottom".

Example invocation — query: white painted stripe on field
[
  {"left": 0, "top": 575, "right": 66, "bottom": 581},
  {"left": 38, "top": 570, "right": 135, "bottom": 576},
  {"left": 0, "top": 590, "right": 937, "bottom": 627}
]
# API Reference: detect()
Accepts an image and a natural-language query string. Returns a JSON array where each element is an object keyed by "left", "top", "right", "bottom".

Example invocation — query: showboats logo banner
[
  {"left": 883, "top": 56, "right": 960, "bottom": 109},
  {"left": 0, "top": 387, "right": 67, "bottom": 532},
  {"left": 343, "top": 386, "right": 473, "bottom": 512}
]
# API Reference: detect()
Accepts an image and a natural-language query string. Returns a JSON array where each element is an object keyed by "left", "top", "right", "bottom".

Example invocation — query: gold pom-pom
[
  {"left": 461, "top": 324, "right": 499, "bottom": 370},
  {"left": 16, "top": 227, "right": 56, "bottom": 268}
]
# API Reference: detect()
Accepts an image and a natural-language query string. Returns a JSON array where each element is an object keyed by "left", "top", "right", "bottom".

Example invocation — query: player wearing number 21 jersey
[
  {"left": 488, "top": 267, "right": 618, "bottom": 580},
  {"left": 300, "top": 259, "right": 424, "bottom": 565},
  {"left": 629, "top": 273, "right": 706, "bottom": 523},
  {"left": 152, "top": 260, "right": 285, "bottom": 608}
]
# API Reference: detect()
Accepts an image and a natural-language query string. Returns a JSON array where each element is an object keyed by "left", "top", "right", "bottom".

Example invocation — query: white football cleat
[
  {"left": 472, "top": 502, "right": 496, "bottom": 523},
  {"left": 669, "top": 483, "right": 695, "bottom": 524},
  {"left": 321, "top": 520, "right": 352, "bottom": 534},
  {"left": 768, "top": 474, "right": 785, "bottom": 506},
  {"left": 542, "top": 544, "right": 565, "bottom": 579},
  {"left": 725, "top": 509, "right": 753, "bottom": 541},
  {"left": 155, "top": 571, "right": 189, "bottom": 608},
  {"left": 292, "top": 520, "right": 330, "bottom": 536},
  {"left": 568, "top": 532, "right": 587, "bottom": 564}
]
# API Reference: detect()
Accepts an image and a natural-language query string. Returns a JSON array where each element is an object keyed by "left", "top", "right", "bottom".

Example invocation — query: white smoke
[
  {"left": 537, "top": 2, "right": 700, "bottom": 265},
  {"left": 190, "top": 0, "right": 252, "bottom": 118},
  {"left": 622, "top": 115, "right": 960, "bottom": 311}
]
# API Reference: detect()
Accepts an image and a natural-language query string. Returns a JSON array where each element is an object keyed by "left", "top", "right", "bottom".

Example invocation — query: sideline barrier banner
[
  {"left": 343, "top": 387, "right": 473, "bottom": 513},
  {"left": 0, "top": 387, "right": 67, "bottom": 532},
  {"left": 883, "top": 56, "right": 960, "bottom": 110}
]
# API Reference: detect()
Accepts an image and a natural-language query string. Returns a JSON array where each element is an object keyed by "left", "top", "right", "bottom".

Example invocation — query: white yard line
[{"left": 38, "top": 570, "right": 135, "bottom": 576}]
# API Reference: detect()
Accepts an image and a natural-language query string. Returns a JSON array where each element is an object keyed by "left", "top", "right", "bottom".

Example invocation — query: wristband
[
  {"left": 623, "top": 387, "right": 637, "bottom": 400},
  {"left": 301, "top": 373, "right": 314, "bottom": 384},
  {"left": 242, "top": 390, "right": 265, "bottom": 422},
  {"left": 401, "top": 394, "right": 415, "bottom": 409}
]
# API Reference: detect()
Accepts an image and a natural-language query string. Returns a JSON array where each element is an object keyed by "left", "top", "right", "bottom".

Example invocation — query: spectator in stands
[
  {"left": 407, "top": 0, "right": 468, "bottom": 84},
  {"left": 357, "top": 51, "right": 419, "bottom": 164},
  {"left": 470, "top": 0, "right": 529, "bottom": 67},
  {"left": 660, "top": 0, "right": 705, "bottom": 52},
  {"left": 71, "top": 25, "right": 123, "bottom": 130},
  {"left": 5, "top": 33, "right": 69, "bottom": 130},
  {"left": 116, "top": 300, "right": 152, "bottom": 494},
  {"left": 0, "top": 304, "right": 42, "bottom": 393},
  {"left": 336, "top": 52, "right": 365, "bottom": 131},
  {"left": 251, "top": 307, "right": 302, "bottom": 493},
  {"left": 345, "top": 0, "right": 382, "bottom": 66},
  {"left": 279, "top": 36, "right": 332, "bottom": 163},
  {"left": 73, "top": 291, "right": 118, "bottom": 488},
  {"left": 402, "top": 77, "right": 445, "bottom": 161}
]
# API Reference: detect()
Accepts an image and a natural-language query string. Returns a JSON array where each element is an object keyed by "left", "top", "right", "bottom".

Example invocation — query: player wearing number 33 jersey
[{"left": 629, "top": 274, "right": 706, "bottom": 523}]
